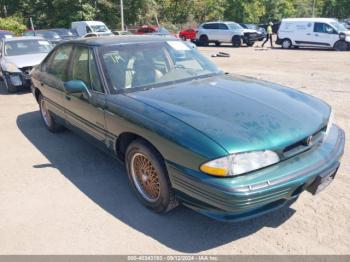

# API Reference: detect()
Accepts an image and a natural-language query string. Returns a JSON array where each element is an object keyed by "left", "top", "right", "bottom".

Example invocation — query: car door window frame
[
  {"left": 41, "top": 44, "right": 74, "bottom": 82},
  {"left": 68, "top": 45, "right": 107, "bottom": 95}
]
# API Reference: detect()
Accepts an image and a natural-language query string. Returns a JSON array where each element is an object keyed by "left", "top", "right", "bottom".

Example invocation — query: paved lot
[{"left": 0, "top": 45, "right": 349, "bottom": 254}]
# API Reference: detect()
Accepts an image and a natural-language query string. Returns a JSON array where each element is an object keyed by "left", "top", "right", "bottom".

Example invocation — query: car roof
[
  {"left": 202, "top": 21, "right": 237, "bottom": 24},
  {"left": 282, "top": 18, "right": 338, "bottom": 23},
  {"left": 61, "top": 35, "right": 177, "bottom": 47},
  {"left": 3, "top": 36, "right": 46, "bottom": 42}
]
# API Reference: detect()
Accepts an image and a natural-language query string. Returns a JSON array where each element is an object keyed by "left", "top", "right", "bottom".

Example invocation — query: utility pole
[
  {"left": 120, "top": 0, "right": 124, "bottom": 31},
  {"left": 312, "top": 0, "right": 316, "bottom": 17}
]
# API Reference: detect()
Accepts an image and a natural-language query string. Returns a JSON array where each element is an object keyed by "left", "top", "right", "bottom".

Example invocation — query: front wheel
[
  {"left": 125, "top": 139, "right": 178, "bottom": 213},
  {"left": 232, "top": 36, "right": 242, "bottom": 47},
  {"left": 334, "top": 40, "right": 349, "bottom": 51},
  {"left": 38, "top": 94, "right": 65, "bottom": 133}
]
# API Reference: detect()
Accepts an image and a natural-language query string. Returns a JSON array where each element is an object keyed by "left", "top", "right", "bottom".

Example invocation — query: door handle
[
  {"left": 306, "top": 33, "right": 311, "bottom": 35},
  {"left": 40, "top": 82, "right": 44, "bottom": 86},
  {"left": 65, "top": 95, "right": 71, "bottom": 101},
  {"left": 315, "top": 34, "right": 319, "bottom": 36}
]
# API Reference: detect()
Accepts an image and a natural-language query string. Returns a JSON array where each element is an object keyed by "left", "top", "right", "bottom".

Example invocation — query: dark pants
[{"left": 262, "top": 34, "right": 273, "bottom": 47}]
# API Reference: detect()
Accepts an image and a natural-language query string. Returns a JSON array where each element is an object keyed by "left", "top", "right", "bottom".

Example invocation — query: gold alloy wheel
[{"left": 130, "top": 153, "right": 161, "bottom": 202}]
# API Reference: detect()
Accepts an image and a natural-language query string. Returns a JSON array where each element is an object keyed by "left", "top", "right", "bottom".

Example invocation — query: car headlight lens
[
  {"left": 325, "top": 110, "right": 334, "bottom": 136},
  {"left": 200, "top": 150, "right": 280, "bottom": 177}
]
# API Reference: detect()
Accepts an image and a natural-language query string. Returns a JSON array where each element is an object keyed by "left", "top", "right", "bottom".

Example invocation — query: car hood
[
  {"left": 242, "top": 29, "right": 257, "bottom": 34},
  {"left": 126, "top": 75, "right": 330, "bottom": 154},
  {"left": 4, "top": 53, "right": 48, "bottom": 68}
]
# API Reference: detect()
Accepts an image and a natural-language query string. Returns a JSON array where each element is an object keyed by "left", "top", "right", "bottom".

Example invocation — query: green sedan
[{"left": 31, "top": 36, "right": 345, "bottom": 221}]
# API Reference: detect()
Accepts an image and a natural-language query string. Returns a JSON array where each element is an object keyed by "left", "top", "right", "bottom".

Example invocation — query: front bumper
[
  {"left": 166, "top": 125, "right": 345, "bottom": 222},
  {"left": 4, "top": 72, "right": 31, "bottom": 88}
]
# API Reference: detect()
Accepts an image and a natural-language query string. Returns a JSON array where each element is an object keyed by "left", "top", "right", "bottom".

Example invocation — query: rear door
[
  {"left": 36, "top": 44, "right": 73, "bottom": 121},
  {"left": 218, "top": 23, "right": 230, "bottom": 42},
  {"left": 64, "top": 45, "right": 107, "bottom": 146},
  {"left": 204, "top": 23, "right": 219, "bottom": 41}
]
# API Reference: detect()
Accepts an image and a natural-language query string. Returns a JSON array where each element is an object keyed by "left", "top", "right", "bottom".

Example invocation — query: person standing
[{"left": 262, "top": 22, "right": 274, "bottom": 48}]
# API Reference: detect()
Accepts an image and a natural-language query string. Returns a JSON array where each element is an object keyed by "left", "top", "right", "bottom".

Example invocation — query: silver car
[{"left": 0, "top": 36, "right": 52, "bottom": 93}]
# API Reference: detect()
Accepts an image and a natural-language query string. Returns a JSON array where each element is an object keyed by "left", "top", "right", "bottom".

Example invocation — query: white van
[
  {"left": 71, "top": 21, "right": 112, "bottom": 37},
  {"left": 277, "top": 18, "right": 350, "bottom": 51}
]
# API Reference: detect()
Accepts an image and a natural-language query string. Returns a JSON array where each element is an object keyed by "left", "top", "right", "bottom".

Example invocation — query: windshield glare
[
  {"left": 101, "top": 41, "right": 222, "bottom": 91},
  {"left": 4, "top": 40, "right": 52, "bottom": 56},
  {"left": 227, "top": 23, "right": 243, "bottom": 30},
  {"left": 91, "top": 25, "right": 108, "bottom": 32},
  {"left": 331, "top": 22, "right": 347, "bottom": 32}
]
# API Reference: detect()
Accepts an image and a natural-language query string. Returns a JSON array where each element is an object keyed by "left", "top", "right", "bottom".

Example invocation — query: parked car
[
  {"left": 71, "top": 21, "right": 112, "bottom": 37},
  {"left": 136, "top": 25, "right": 158, "bottom": 34},
  {"left": 50, "top": 28, "right": 78, "bottom": 40},
  {"left": 179, "top": 28, "right": 196, "bottom": 41},
  {"left": 341, "top": 21, "right": 350, "bottom": 30},
  {"left": 23, "top": 30, "right": 63, "bottom": 45},
  {"left": 277, "top": 18, "right": 350, "bottom": 51},
  {"left": 0, "top": 30, "right": 14, "bottom": 39},
  {"left": 0, "top": 36, "right": 52, "bottom": 93},
  {"left": 30, "top": 36, "right": 345, "bottom": 221},
  {"left": 112, "top": 30, "right": 132, "bottom": 35},
  {"left": 239, "top": 23, "right": 266, "bottom": 41},
  {"left": 196, "top": 21, "right": 260, "bottom": 47}
]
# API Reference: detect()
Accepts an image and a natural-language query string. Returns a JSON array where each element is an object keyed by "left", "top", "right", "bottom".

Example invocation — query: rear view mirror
[{"left": 64, "top": 80, "right": 91, "bottom": 97}]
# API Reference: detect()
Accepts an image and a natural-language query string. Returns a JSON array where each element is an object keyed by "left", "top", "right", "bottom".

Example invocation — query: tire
[
  {"left": 281, "top": 39, "right": 292, "bottom": 49},
  {"left": 199, "top": 35, "right": 209, "bottom": 46},
  {"left": 247, "top": 42, "right": 254, "bottom": 47},
  {"left": 2, "top": 75, "right": 17, "bottom": 93},
  {"left": 38, "top": 94, "right": 65, "bottom": 133},
  {"left": 125, "top": 139, "right": 178, "bottom": 213},
  {"left": 334, "top": 40, "right": 349, "bottom": 51},
  {"left": 232, "top": 36, "right": 242, "bottom": 47},
  {"left": 215, "top": 41, "right": 221, "bottom": 46}
]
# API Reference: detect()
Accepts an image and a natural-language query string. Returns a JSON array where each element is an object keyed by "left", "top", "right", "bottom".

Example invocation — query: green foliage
[
  {"left": 0, "top": 16, "right": 26, "bottom": 35},
  {"left": 0, "top": 0, "right": 349, "bottom": 32}
]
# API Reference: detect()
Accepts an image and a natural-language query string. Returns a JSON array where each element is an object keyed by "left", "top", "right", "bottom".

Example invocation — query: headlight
[
  {"left": 9, "top": 74, "right": 22, "bottom": 86},
  {"left": 200, "top": 150, "right": 280, "bottom": 177},
  {"left": 325, "top": 110, "right": 334, "bottom": 136}
]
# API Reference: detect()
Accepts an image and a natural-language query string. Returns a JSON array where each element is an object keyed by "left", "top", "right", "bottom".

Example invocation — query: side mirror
[{"left": 64, "top": 80, "right": 91, "bottom": 98}]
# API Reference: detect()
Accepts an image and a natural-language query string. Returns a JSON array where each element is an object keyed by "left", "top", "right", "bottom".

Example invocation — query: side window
[
  {"left": 71, "top": 46, "right": 103, "bottom": 93},
  {"left": 218, "top": 23, "right": 228, "bottom": 30},
  {"left": 46, "top": 45, "right": 73, "bottom": 81},
  {"left": 203, "top": 24, "right": 218, "bottom": 30},
  {"left": 89, "top": 51, "right": 103, "bottom": 92},
  {"left": 86, "top": 26, "right": 92, "bottom": 33},
  {"left": 314, "top": 23, "right": 336, "bottom": 34}
]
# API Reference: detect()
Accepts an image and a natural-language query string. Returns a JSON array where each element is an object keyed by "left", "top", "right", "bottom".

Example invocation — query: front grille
[
  {"left": 244, "top": 32, "right": 257, "bottom": 38},
  {"left": 283, "top": 126, "right": 327, "bottom": 158}
]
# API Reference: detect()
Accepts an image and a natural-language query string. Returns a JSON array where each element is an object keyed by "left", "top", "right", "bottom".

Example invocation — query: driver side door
[{"left": 64, "top": 46, "right": 107, "bottom": 147}]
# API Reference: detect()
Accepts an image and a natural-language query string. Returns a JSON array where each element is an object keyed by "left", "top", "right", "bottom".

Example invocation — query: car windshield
[
  {"left": 37, "top": 31, "right": 61, "bottom": 39},
  {"left": 4, "top": 40, "right": 52, "bottom": 56},
  {"left": 331, "top": 22, "right": 347, "bottom": 32},
  {"left": 245, "top": 24, "right": 257, "bottom": 29},
  {"left": 100, "top": 41, "right": 222, "bottom": 92},
  {"left": 155, "top": 27, "right": 171, "bottom": 34},
  {"left": 54, "top": 29, "right": 74, "bottom": 36},
  {"left": 227, "top": 23, "right": 243, "bottom": 30},
  {"left": 91, "top": 25, "right": 108, "bottom": 32}
]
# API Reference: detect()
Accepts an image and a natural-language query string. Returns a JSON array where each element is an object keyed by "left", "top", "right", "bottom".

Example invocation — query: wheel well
[
  {"left": 34, "top": 87, "right": 41, "bottom": 103},
  {"left": 115, "top": 132, "right": 162, "bottom": 162}
]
